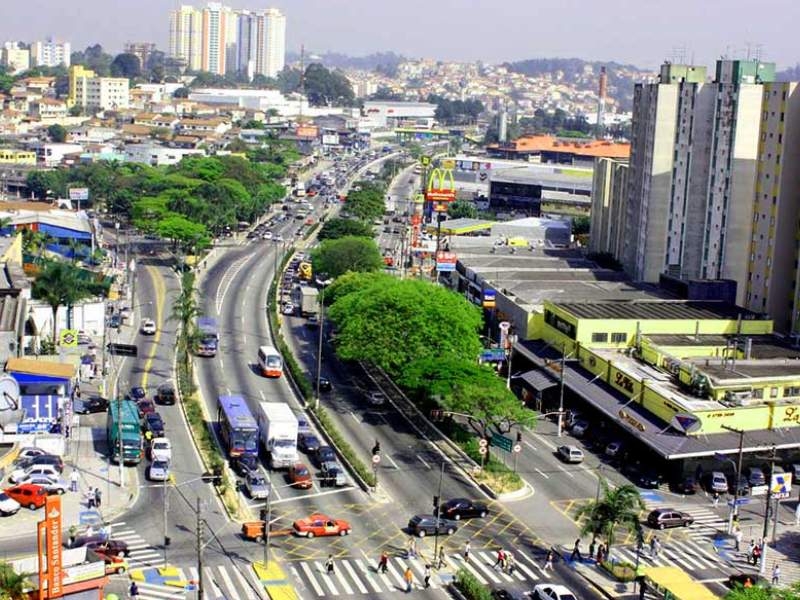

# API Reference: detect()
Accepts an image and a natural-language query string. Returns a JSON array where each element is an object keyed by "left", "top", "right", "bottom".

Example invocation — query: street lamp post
[
  {"left": 557, "top": 343, "right": 567, "bottom": 437},
  {"left": 314, "top": 277, "right": 332, "bottom": 410},
  {"left": 506, "top": 332, "right": 518, "bottom": 390}
]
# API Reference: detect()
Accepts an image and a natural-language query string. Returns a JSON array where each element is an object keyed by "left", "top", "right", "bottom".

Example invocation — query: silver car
[
  {"left": 149, "top": 460, "right": 170, "bottom": 482},
  {"left": 244, "top": 472, "right": 271, "bottom": 499},
  {"left": 21, "top": 475, "right": 68, "bottom": 495}
]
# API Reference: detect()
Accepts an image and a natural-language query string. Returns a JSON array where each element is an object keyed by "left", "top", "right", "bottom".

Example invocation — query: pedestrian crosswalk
[
  {"left": 642, "top": 498, "right": 727, "bottom": 542},
  {"left": 132, "top": 565, "right": 264, "bottom": 600},
  {"left": 611, "top": 536, "right": 726, "bottom": 574},
  {"left": 108, "top": 521, "right": 165, "bottom": 569},
  {"left": 289, "top": 549, "right": 548, "bottom": 597}
]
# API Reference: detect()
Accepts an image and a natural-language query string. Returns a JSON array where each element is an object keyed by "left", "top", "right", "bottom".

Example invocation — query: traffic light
[
  {"left": 433, "top": 495, "right": 440, "bottom": 518},
  {"left": 372, "top": 440, "right": 381, "bottom": 455},
  {"left": 516, "top": 431, "right": 523, "bottom": 443}
]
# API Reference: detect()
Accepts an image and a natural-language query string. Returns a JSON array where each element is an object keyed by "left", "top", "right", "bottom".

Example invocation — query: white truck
[
  {"left": 257, "top": 402, "right": 299, "bottom": 470},
  {"left": 295, "top": 285, "right": 320, "bottom": 317}
]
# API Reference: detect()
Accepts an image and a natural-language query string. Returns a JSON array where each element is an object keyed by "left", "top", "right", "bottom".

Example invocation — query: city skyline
[{"left": 1, "top": 0, "right": 799, "bottom": 70}]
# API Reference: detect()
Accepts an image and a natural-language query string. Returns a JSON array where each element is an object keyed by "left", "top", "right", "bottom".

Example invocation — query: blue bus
[
  {"left": 196, "top": 317, "right": 219, "bottom": 357},
  {"left": 217, "top": 395, "right": 259, "bottom": 458}
]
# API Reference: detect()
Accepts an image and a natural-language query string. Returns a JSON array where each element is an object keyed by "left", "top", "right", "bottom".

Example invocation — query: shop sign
[{"left": 618, "top": 409, "right": 645, "bottom": 432}]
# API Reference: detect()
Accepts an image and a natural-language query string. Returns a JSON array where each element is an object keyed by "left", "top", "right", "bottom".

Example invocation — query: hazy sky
[{"left": 2, "top": 0, "right": 798, "bottom": 70}]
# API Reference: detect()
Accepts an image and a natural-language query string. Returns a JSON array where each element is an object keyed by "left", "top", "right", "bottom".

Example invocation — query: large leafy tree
[
  {"left": 47, "top": 124, "right": 67, "bottom": 143},
  {"left": 304, "top": 63, "right": 355, "bottom": 107},
  {"left": 328, "top": 277, "right": 483, "bottom": 376},
  {"left": 448, "top": 200, "right": 478, "bottom": 220},
  {"left": 343, "top": 182, "right": 385, "bottom": 222},
  {"left": 576, "top": 480, "right": 645, "bottom": 554},
  {"left": 155, "top": 214, "right": 209, "bottom": 251},
  {"left": 31, "top": 260, "right": 96, "bottom": 342},
  {"left": 310, "top": 236, "right": 383, "bottom": 279},
  {"left": 110, "top": 53, "right": 142, "bottom": 79},
  {"left": 318, "top": 218, "right": 374, "bottom": 241}
]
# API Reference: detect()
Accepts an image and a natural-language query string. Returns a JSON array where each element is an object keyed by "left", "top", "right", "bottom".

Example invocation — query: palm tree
[
  {"left": 0, "top": 561, "right": 32, "bottom": 599},
  {"left": 576, "top": 480, "right": 645, "bottom": 555},
  {"left": 31, "top": 260, "right": 94, "bottom": 342}
]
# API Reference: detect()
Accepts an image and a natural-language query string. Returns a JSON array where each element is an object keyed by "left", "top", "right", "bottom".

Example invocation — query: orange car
[
  {"left": 5, "top": 484, "right": 47, "bottom": 510},
  {"left": 288, "top": 463, "right": 312, "bottom": 490},
  {"left": 293, "top": 513, "right": 351, "bottom": 538}
]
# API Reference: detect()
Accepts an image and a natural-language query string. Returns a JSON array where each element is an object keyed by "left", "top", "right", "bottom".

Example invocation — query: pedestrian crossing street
[
  {"left": 108, "top": 521, "right": 165, "bottom": 569},
  {"left": 289, "top": 549, "right": 550, "bottom": 597},
  {"left": 131, "top": 564, "right": 265, "bottom": 600}
]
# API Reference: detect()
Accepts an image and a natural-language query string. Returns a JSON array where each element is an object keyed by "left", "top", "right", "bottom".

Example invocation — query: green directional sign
[{"left": 491, "top": 433, "right": 513, "bottom": 452}]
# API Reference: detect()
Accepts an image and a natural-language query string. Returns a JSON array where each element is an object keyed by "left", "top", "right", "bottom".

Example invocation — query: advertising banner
[
  {"left": 68, "top": 188, "right": 89, "bottom": 201},
  {"left": 482, "top": 289, "right": 496, "bottom": 309},
  {"left": 436, "top": 251, "right": 457, "bottom": 272},
  {"left": 46, "top": 494, "right": 63, "bottom": 597}
]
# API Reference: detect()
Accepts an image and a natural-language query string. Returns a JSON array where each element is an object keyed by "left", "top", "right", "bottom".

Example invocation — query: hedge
[{"left": 454, "top": 568, "right": 493, "bottom": 600}]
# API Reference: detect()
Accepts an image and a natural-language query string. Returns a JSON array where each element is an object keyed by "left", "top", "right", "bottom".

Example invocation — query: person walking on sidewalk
[
  {"left": 505, "top": 551, "right": 515, "bottom": 575},
  {"left": 129, "top": 581, "right": 139, "bottom": 599},
  {"left": 795, "top": 502, "right": 800, "bottom": 527},
  {"left": 734, "top": 527, "right": 743, "bottom": 552},
  {"left": 403, "top": 566, "right": 413, "bottom": 592},
  {"left": 86, "top": 489, "right": 95, "bottom": 509},
  {"left": 772, "top": 563, "right": 781, "bottom": 586},
  {"left": 70, "top": 469, "right": 79, "bottom": 493},
  {"left": 650, "top": 536, "right": 661, "bottom": 559},
  {"left": 543, "top": 550, "right": 554, "bottom": 571},
  {"left": 747, "top": 539, "right": 755, "bottom": 561},
  {"left": 493, "top": 548, "right": 506, "bottom": 570},
  {"left": 596, "top": 543, "right": 605, "bottom": 564},
  {"left": 437, "top": 546, "right": 446, "bottom": 569},
  {"left": 423, "top": 564, "right": 431, "bottom": 589},
  {"left": 325, "top": 554, "right": 335, "bottom": 575},
  {"left": 588, "top": 539, "right": 596, "bottom": 562},
  {"left": 377, "top": 551, "right": 389, "bottom": 574},
  {"left": 94, "top": 488, "right": 102, "bottom": 509},
  {"left": 712, "top": 491, "right": 720, "bottom": 507},
  {"left": 752, "top": 543, "right": 762, "bottom": 566},
  {"left": 570, "top": 538, "right": 582, "bottom": 562},
  {"left": 463, "top": 540, "right": 471, "bottom": 563}
]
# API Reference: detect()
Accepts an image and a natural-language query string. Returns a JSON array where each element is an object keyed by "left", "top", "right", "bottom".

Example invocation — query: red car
[
  {"left": 137, "top": 401, "right": 156, "bottom": 418},
  {"left": 5, "top": 484, "right": 48, "bottom": 509},
  {"left": 288, "top": 463, "right": 312, "bottom": 490},
  {"left": 293, "top": 513, "right": 351, "bottom": 538}
]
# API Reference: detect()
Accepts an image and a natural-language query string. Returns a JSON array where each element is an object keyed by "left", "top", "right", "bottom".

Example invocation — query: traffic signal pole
[{"left": 433, "top": 462, "right": 444, "bottom": 568}]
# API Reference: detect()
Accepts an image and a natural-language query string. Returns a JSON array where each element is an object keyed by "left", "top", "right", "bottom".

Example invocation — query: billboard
[
  {"left": 426, "top": 167, "right": 456, "bottom": 212},
  {"left": 46, "top": 494, "right": 63, "bottom": 597},
  {"left": 436, "top": 251, "right": 457, "bottom": 272},
  {"left": 68, "top": 188, "right": 89, "bottom": 201},
  {"left": 296, "top": 126, "right": 318, "bottom": 139},
  {"left": 321, "top": 134, "right": 340, "bottom": 146}
]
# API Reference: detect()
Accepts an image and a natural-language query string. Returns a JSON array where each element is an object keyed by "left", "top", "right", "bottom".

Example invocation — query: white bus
[{"left": 257, "top": 345, "right": 283, "bottom": 378}]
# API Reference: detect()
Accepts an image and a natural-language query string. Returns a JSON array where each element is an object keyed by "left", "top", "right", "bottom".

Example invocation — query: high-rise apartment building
[
  {"left": 31, "top": 38, "right": 71, "bottom": 68},
  {"left": 168, "top": 3, "right": 285, "bottom": 78},
  {"left": 124, "top": 42, "right": 157, "bottom": 71},
  {"left": 588, "top": 157, "right": 629, "bottom": 260},
  {"left": 620, "top": 60, "right": 773, "bottom": 303}
]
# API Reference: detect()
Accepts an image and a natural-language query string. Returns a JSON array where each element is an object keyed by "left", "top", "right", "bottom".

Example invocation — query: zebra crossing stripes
[
  {"left": 107, "top": 521, "right": 165, "bottom": 569},
  {"left": 290, "top": 550, "right": 544, "bottom": 597},
  {"left": 612, "top": 537, "right": 724, "bottom": 573},
  {"left": 642, "top": 500, "right": 727, "bottom": 541},
  {"left": 132, "top": 565, "right": 262, "bottom": 600}
]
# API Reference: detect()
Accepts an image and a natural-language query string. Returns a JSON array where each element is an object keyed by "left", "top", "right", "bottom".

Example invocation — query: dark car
[
  {"left": 231, "top": 455, "right": 258, "bottom": 477},
  {"left": 314, "top": 445, "right": 335, "bottom": 466},
  {"left": 407, "top": 514, "right": 459, "bottom": 538},
  {"left": 729, "top": 474, "right": 750, "bottom": 496},
  {"left": 127, "top": 387, "right": 146, "bottom": 402},
  {"left": 109, "top": 314, "right": 121, "bottom": 328},
  {"left": 155, "top": 383, "right": 176, "bottom": 405},
  {"left": 636, "top": 469, "right": 662, "bottom": 489},
  {"left": 670, "top": 475, "right": 698, "bottom": 494},
  {"left": 21, "top": 454, "right": 64, "bottom": 474},
  {"left": 440, "top": 498, "right": 489, "bottom": 520},
  {"left": 298, "top": 433, "right": 321, "bottom": 454},
  {"left": 73, "top": 395, "right": 109, "bottom": 415},
  {"left": 317, "top": 377, "right": 332, "bottom": 392},
  {"left": 84, "top": 539, "right": 130, "bottom": 557},
  {"left": 143, "top": 413, "right": 165, "bottom": 438},
  {"left": 491, "top": 589, "right": 528, "bottom": 600},
  {"left": 647, "top": 508, "right": 694, "bottom": 529},
  {"left": 137, "top": 400, "right": 156, "bottom": 418}
]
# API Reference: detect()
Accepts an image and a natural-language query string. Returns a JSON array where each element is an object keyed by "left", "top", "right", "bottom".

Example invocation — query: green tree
[
  {"left": 71, "top": 44, "right": 113, "bottom": 76},
  {"left": 724, "top": 587, "right": 775, "bottom": 600},
  {"left": 173, "top": 87, "right": 190, "bottom": 98},
  {"left": 155, "top": 214, "right": 208, "bottom": 250},
  {"left": 573, "top": 215, "right": 591, "bottom": 235},
  {"left": 110, "top": 53, "right": 142, "bottom": 79},
  {"left": 0, "top": 561, "right": 32, "bottom": 599},
  {"left": 304, "top": 63, "right": 355, "bottom": 107},
  {"left": 576, "top": 480, "right": 645, "bottom": 554},
  {"left": 47, "top": 124, "right": 67, "bottom": 143},
  {"left": 344, "top": 182, "right": 385, "bottom": 222},
  {"left": 226, "top": 138, "right": 249, "bottom": 153},
  {"left": 26, "top": 169, "right": 68, "bottom": 199},
  {"left": 448, "top": 200, "right": 478, "bottom": 219},
  {"left": 328, "top": 277, "right": 483, "bottom": 376},
  {"left": 445, "top": 375, "right": 535, "bottom": 439},
  {"left": 318, "top": 218, "right": 375, "bottom": 240},
  {"left": 311, "top": 236, "right": 383, "bottom": 279},
  {"left": 31, "top": 259, "right": 95, "bottom": 341}
]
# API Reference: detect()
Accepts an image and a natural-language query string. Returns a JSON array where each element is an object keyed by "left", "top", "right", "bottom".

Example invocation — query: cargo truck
[
  {"left": 107, "top": 399, "right": 143, "bottom": 464},
  {"left": 294, "top": 286, "right": 320, "bottom": 317},
  {"left": 257, "top": 402, "right": 299, "bottom": 469}
]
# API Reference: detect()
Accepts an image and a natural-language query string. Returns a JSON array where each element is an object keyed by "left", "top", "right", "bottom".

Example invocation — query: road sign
[
  {"left": 513, "top": 444, "right": 522, "bottom": 454},
  {"left": 727, "top": 498, "right": 751, "bottom": 507},
  {"left": 60, "top": 329, "right": 78, "bottom": 347},
  {"left": 478, "top": 438, "right": 488, "bottom": 448},
  {"left": 771, "top": 472, "right": 793, "bottom": 499},
  {"left": 479, "top": 348, "right": 506, "bottom": 362},
  {"left": 750, "top": 484, "right": 768, "bottom": 496},
  {"left": 491, "top": 433, "right": 513, "bottom": 452},
  {"left": 372, "top": 454, "right": 381, "bottom": 464},
  {"left": 69, "top": 187, "right": 89, "bottom": 201},
  {"left": 478, "top": 446, "right": 487, "bottom": 455}
]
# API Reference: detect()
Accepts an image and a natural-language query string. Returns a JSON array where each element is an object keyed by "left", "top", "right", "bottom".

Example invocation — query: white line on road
[
  {"left": 524, "top": 440, "right": 538, "bottom": 452},
  {"left": 349, "top": 411, "right": 362, "bottom": 425},
  {"left": 385, "top": 454, "right": 400, "bottom": 470},
  {"left": 270, "top": 486, "right": 357, "bottom": 505},
  {"left": 535, "top": 468, "right": 550, "bottom": 479},
  {"left": 557, "top": 465, "right": 575, "bottom": 478},
  {"left": 259, "top": 390, "right": 265, "bottom": 400},
  {"left": 531, "top": 433, "right": 557, "bottom": 452},
  {"left": 416, "top": 454, "right": 431, "bottom": 469}
]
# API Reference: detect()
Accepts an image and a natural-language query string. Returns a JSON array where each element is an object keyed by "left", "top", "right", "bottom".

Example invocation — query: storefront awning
[{"left": 520, "top": 369, "right": 557, "bottom": 392}]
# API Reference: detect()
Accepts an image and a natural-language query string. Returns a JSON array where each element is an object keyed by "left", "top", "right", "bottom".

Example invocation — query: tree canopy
[
  {"left": 303, "top": 63, "right": 356, "bottom": 107},
  {"left": 110, "top": 53, "right": 142, "bottom": 79},
  {"left": 427, "top": 94, "right": 484, "bottom": 125},
  {"left": 576, "top": 480, "right": 644, "bottom": 553},
  {"left": 310, "top": 236, "right": 384, "bottom": 279},
  {"left": 343, "top": 181, "right": 385, "bottom": 222},
  {"left": 32, "top": 260, "right": 98, "bottom": 341},
  {"left": 327, "top": 275, "right": 483, "bottom": 376},
  {"left": 317, "top": 218, "right": 375, "bottom": 241},
  {"left": 47, "top": 124, "right": 67, "bottom": 143},
  {"left": 448, "top": 200, "right": 478, "bottom": 220}
]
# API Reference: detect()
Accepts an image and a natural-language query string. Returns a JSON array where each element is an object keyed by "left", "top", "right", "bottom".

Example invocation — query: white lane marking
[
  {"left": 416, "top": 454, "right": 431, "bottom": 470},
  {"left": 342, "top": 560, "right": 368, "bottom": 594},
  {"left": 349, "top": 411, "right": 362, "bottom": 424},
  {"left": 259, "top": 390, "right": 266, "bottom": 400},
  {"left": 531, "top": 433, "right": 556, "bottom": 452},
  {"left": 535, "top": 468, "right": 550, "bottom": 479},
  {"left": 524, "top": 440, "right": 537, "bottom": 452},
  {"left": 385, "top": 454, "right": 400, "bottom": 470},
  {"left": 299, "top": 561, "right": 325, "bottom": 595},
  {"left": 556, "top": 465, "right": 575, "bottom": 478}
]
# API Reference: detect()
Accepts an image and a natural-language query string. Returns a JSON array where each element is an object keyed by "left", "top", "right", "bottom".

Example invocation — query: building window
[
  {"left": 771, "top": 387, "right": 779, "bottom": 398},
  {"left": 752, "top": 388, "right": 764, "bottom": 399},
  {"left": 591, "top": 332, "right": 609, "bottom": 343},
  {"left": 610, "top": 332, "right": 627, "bottom": 344}
]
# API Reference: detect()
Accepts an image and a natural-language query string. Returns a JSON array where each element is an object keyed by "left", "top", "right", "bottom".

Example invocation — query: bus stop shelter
[{"left": 643, "top": 566, "right": 720, "bottom": 600}]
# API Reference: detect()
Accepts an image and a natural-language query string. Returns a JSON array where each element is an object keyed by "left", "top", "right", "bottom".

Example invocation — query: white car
[
  {"left": 10, "top": 464, "right": 60, "bottom": 484},
  {"left": 262, "top": 231, "right": 273, "bottom": 240},
  {"left": 281, "top": 303, "right": 295, "bottom": 315},
  {"left": 532, "top": 584, "right": 579, "bottom": 600},
  {"left": 140, "top": 319, "right": 157, "bottom": 335},
  {"left": 149, "top": 460, "right": 170, "bottom": 482},
  {"left": 570, "top": 420, "right": 589, "bottom": 437},
  {"left": 150, "top": 438, "right": 172, "bottom": 462},
  {"left": 366, "top": 392, "right": 386, "bottom": 406},
  {"left": 0, "top": 492, "right": 20, "bottom": 516},
  {"left": 556, "top": 445, "right": 584, "bottom": 464}
]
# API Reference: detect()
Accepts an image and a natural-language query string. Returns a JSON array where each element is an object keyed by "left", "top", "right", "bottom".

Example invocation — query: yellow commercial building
[
  {"left": 518, "top": 299, "right": 800, "bottom": 460},
  {"left": 0, "top": 149, "right": 36, "bottom": 165}
]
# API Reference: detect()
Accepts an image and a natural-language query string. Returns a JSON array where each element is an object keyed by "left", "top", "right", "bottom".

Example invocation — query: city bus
[
  {"left": 257, "top": 345, "right": 283, "bottom": 378},
  {"left": 217, "top": 395, "right": 259, "bottom": 458},
  {"left": 107, "top": 399, "right": 143, "bottom": 464},
  {"left": 195, "top": 316, "right": 219, "bottom": 357}
]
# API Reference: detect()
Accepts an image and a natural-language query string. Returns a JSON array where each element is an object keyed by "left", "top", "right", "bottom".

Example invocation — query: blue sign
[
  {"left": 480, "top": 348, "right": 506, "bottom": 362},
  {"left": 436, "top": 262, "right": 456, "bottom": 272},
  {"left": 728, "top": 498, "right": 751, "bottom": 507},
  {"left": 482, "top": 289, "right": 496, "bottom": 309}
]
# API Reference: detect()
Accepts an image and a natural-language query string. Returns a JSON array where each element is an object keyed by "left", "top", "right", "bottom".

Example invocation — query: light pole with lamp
[
  {"left": 505, "top": 331, "right": 519, "bottom": 390},
  {"left": 314, "top": 276, "right": 333, "bottom": 410}
]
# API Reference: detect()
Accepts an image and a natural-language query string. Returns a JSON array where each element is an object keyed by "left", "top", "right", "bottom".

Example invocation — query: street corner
[
  {"left": 253, "top": 560, "right": 298, "bottom": 600},
  {"left": 496, "top": 477, "right": 535, "bottom": 502}
]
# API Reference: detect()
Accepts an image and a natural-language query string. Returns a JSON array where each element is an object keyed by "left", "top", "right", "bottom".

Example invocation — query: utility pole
[
  {"left": 196, "top": 497, "right": 204, "bottom": 600},
  {"left": 720, "top": 425, "right": 745, "bottom": 533},
  {"left": 759, "top": 446, "right": 778, "bottom": 576},
  {"left": 263, "top": 495, "right": 272, "bottom": 567},
  {"left": 557, "top": 343, "right": 566, "bottom": 437},
  {"left": 432, "top": 462, "right": 444, "bottom": 568}
]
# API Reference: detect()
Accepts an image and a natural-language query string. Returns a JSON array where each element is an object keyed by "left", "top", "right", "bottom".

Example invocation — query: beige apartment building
[{"left": 588, "top": 157, "right": 628, "bottom": 261}]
